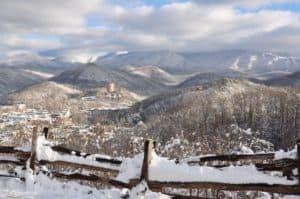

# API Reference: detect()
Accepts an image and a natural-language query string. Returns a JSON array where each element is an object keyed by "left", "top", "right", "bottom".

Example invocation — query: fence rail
[
  {"left": 51, "top": 145, "right": 122, "bottom": 165},
  {"left": 0, "top": 127, "right": 299, "bottom": 198},
  {"left": 190, "top": 153, "right": 275, "bottom": 163},
  {"left": 148, "top": 181, "right": 300, "bottom": 195}
]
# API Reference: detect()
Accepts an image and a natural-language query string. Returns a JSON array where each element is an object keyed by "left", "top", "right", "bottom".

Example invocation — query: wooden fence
[{"left": 0, "top": 127, "right": 299, "bottom": 198}]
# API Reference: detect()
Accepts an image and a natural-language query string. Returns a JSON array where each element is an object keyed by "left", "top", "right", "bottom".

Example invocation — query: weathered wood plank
[
  {"left": 0, "top": 146, "right": 17, "bottom": 153},
  {"left": 52, "top": 172, "right": 99, "bottom": 181},
  {"left": 30, "top": 127, "right": 38, "bottom": 172},
  {"left": 50, "top": 172, "right": 137, "bottom": 189},
  {"left": 51, "top": 146, "right": 89, "bottom": 157},
  {"left": 148, "top": 181, "right": 300, "bottom": 195},
  {"left": 188, "top": 158, "right": 299, "bottom": 173},
  {"left": 168, "top": 194, "right": 209, "bottom": 199},
  {"left": 0, "top": 159, "right": 26, "bottom": 166},
  {"left": 297, "top": 140, "right": 300, "bottom": 185},
  {"left": 43, "top": 127, "right": 49, "bottom": 139},
  {"left": 38, "top": 160, "right": 119, "bottom": 175},
  {"left": 0, "top": 146, "right": 30, "bottom": 156},
  {"left": 51, "top": 146, "right": 122, "bottom": 165},
  {"left": 188, "top": 153, "right": 275, "bottom": 164},
  {"left": 255, "top": 158, "right": 299, "bottom": 172},
  {"left": 0, "top": 151, "right": 30, "bottom": 162},
  {"left": 94, "top": 157, "right": 122, "bottom": 165},
  {"left": 0, "top": 174, "right": 24, "bottom": 180},
  {"left": 141, "top": 139, "right": 154, "bottom": 181}
]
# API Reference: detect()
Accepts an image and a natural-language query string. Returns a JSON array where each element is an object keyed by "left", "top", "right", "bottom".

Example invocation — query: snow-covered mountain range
[
  {"left": 0, "top": 49, "right": 299, "bottom": 104},
  {"left": 1, "top": 50, "right": 299, "bottom": 75},
  {"left": 96, "top": 50, "right": 300, "bottom": 74}
]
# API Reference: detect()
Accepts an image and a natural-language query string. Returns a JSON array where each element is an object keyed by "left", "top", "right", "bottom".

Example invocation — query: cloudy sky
[{"left": 1, "top": 0, "right": 300, "bottom": 61}]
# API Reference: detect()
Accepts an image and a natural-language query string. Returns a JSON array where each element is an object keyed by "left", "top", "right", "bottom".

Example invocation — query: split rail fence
[{"left": 0, "top": 127, "right": 299, "bottom": 198}]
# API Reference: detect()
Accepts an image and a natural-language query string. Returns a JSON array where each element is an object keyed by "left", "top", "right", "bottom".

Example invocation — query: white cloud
[
  {"left": 83, "top": 1, "right": 300, "bottom": 54},
  {"left": 0, "top": 0, "right": 101, "bottom": 34},
  {"left": 1, "top": 0, "right": 300, "bottom": 59},
  {"left": 192, "top": 0, "right": 297, "bottom": 8}
]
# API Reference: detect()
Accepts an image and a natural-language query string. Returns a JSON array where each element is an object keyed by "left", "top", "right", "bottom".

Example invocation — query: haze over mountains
[{"left": 0, "top": 49, "right": 299, "bottom": 104}]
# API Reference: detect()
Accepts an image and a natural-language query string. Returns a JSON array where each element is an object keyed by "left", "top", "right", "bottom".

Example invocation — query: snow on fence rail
[
  {"left": 0, "top": 127, "right": 299, "bottom": 198},
  {"left": 186, "top": 151, "right": 299, "bottom": 175}
]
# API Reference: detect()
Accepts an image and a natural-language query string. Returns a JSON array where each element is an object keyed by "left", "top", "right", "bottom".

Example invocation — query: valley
[
  {"left": 0, "top": 50, "right": 299, "bottom": 199},
  {"left": 1, "top": 50, "right": 299, "bottom": 156}
]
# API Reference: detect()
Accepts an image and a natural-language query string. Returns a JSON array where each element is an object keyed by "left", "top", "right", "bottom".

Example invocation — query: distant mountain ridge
[
  {"left": 51, "top": 64, "right": 169, "bottom": 95},
  {"left": 1, "top": 49, "right": 299, "bottom": 104},
  {"left": 96, "top": 50, "right": 300, "bottom": 74},
  {"left": 2, "top": 50, "right": 298, "bottom": 75},
  {"left": 0, "top": 67, "right": 46, "bottom": 103},
  {"left": 122, "top": 65, "right": 190, "bottom": 85},
  {"left": 0, "top": 52, "right": 80, "bottom": 74},
  {"left": 177, "top": 71, "right": 244, "bottom": 89},
  {"left": 265, "top": 71, "right": 300, "bottom": 87},
  {"left": 0, "top": 52, "right": 80, "bottom": 103},
  {"left": 7, "top": 81, "right": 82, "bottom": 109}
]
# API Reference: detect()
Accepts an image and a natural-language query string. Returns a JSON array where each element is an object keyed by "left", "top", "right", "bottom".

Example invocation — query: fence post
[
  {"left": 43, "top": 127, "right": 49, "bottom": 139},
  {"left": 29, "top": 126, "right": 38, "bottom": 172},
  {"left": 140, "top": 139, "right": 155, "bottom": 182},
  {"left": 297, "top": 140, "right": 300, "bottom": 186}
]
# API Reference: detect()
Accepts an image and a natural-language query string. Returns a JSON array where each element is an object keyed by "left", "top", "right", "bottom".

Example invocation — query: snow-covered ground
[
  {"left": 0, "top": 171, "right": 167, "bottom": 199},
  {"left": 149, "top": 155, "right": 296, "bottom": 184},
  {"left": 0, "top": 136, "right": 298, "bottom": 198},
  {"left": 0, "top": 176, "right": 123, "bottom": 199},
  {"left": 116, "top": 151, "right": 298, "bottom": 185}
]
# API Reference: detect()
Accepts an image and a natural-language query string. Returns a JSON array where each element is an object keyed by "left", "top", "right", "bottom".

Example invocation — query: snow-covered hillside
[
  {"left": 123, "top": 65, "right": 190, "bottom": 85},
  {"left": 227, "top": 52, "right": 299, "bottom": 73}
]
